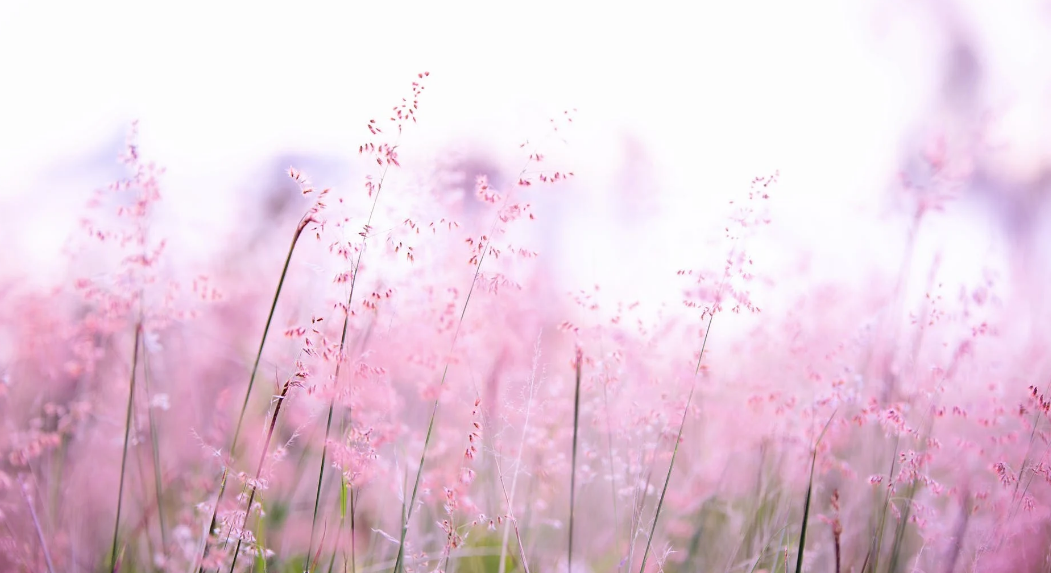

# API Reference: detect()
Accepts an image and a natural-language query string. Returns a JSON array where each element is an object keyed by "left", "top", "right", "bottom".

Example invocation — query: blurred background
[
  {"left": 1, "top": 0, "right": 1050, "bottom": 313},
  {"left": 4, "top": 3, "right": 1051, "bottom": 570}
]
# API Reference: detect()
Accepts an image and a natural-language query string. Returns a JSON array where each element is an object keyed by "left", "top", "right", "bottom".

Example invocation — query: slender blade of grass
[
  {"left": 140, "top": 334, "right": 168, "bottom": 552},
  {"left": 199, "top": 213, "right": 310, "bottom": 572},
  {"left": 887, "top": 407, "right": 935, "bottom": 573},
  {"left": 309, "top": 146, "right": 391, "bottom": 572},
  {"left": 228, "top": 376, "right": 295, "bottom": 573},
  {"left": 497, "top": 333, "right": 542, "bottom": 573},
  {"left": 307, "top": 402, "right": 336, "bottom": 572},
  {"left": 392, "top": 183, "right": 510, "bottom": 572},
  {"left": 392, "top": 135, "right": 563, "bottom": 573},
  {"left": 869, "top": 434, "right": 900, "bottom": 573},
  {"left": 232, "top": 213, "right": 312, "bottom": 455},
  {"left": 569, "top": 351, "right": 583, "bottom": 570},
  {"left": 639, "top": 315, "right": 713, "bottom": 573},
  {"left": 111, "top": 324, "right": 141, "bottom": 573},
  {"left": 794, "top": 411, "right": 835, "bottom": 573},
  {"left": 19, "top": 476, "right": 57, "bottom": 573}
]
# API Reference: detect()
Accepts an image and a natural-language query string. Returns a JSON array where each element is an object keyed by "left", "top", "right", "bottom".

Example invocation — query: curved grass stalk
[
  {"left": 793, "top": 411, "right": 835, "bottom": 573},
  {"left": 307, "top": 149, "right": 394, "bottom": 572},
  {"left": 19, "top": 475, "right": 57, "bottom": 573},
  {"left": 110, "top": 323, "right": 142, "bottom": 573},
  {"left": 228, "top": 374, "right": 297, "bottom": 573},
  {"left": 868, "top": 434, "right": 900, "bottom": 573},
  {"left": 568, "top": 352, "right": 583, "bottom": 570},
  {"left": 391, "top": 152, "right": 544, "bottom": 573},
  {"left": 198, "top": 212, "right": 312, "bottom": 572},
  {"left": 638, "top": 315, "right": 713, "bottom": 573},
  {"left": 497, "top": 334, "right": 542, "bottom": 573},
  {"left": 140, "top": 328, "right": 169, "bottom": 552}
]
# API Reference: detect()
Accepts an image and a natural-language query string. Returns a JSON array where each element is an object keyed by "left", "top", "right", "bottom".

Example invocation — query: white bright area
[{"left": 1, "top": 0, "right": 1050, "bottom": 317}]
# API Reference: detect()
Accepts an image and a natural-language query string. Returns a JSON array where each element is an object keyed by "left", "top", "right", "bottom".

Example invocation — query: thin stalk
[
  {"left": 833, "top": 522, "right": 841, "bottom": 573},
  {"left": 324, "top": 474, "right": 348, "bottom": 573},
  {"left": 392, "top": 136, "right": 562, "bottom": 572},
  {"left": 111, "top": 323, "right": 142, "bottom": 572},
  {"left": 747, "top": 522, "right": 789, "bottom": 573},
  {"left": 887, "top": 407, "right": 935, "bottom": 573},
  {"left": 199, "top": 212, "right": 311, "bottom": 572},
  {"left": 307, "top": 403, "right": 336, "bottom": 572},
  {"left": 391, "top": 174, "right": 517, "bottom": 573},
  {"left": 870, "top": 434, "right": 901, "bottom": 573},
  {"left": 392, "top": 370, "right": 446, "bottom": 573},
  {"left": 601, "top": 369, "right": 620, "bottom": 560},
  {"left": 942, "top": 492, "right": 970, "bottom": 573},
  {"left": 308, "top": 152, "right": 389, "bottom": 569},
  {"left": 794, "top": 411, "right": 835, "bottom": 573},
  {"left": 229, "top": 375, "right": 296, "bottom": 573},
  {"left": 141, "top": 333, "right": 168, "bottom": 551},
  {"left": 497, "top": 334, "right": 542, "bottom": 573},
  {"left": 627, "top": 449, "right": 655, "bottom": 572},
  {"left": 639, "top": 315, "right": 714, "bottom": 573},
  {"left": 887, "top": 479, "right": 919, "bottom": 573},
  {"left": 306, "top": 104, "right": 400, "bottom": 568},
  {"left": 495, "top": 453, "right": 533, "bottom": 573},
  {"left": 590, "top": 236, "right": 621, "bottom": 561},
  {"left": 19, "top": 476, "right": 57, "bottom": 573},
  {"left": 233, "top": 212, "right": 313, "bottom": 454},
  {"left": 1007, "top": 380, "right": 1050, "bottom": 525},
  {"left": 568, "top": 352, "right": 583, "bottom": 570},
  {"left": 133, "top": 426, "right": 158, "bottom": 566},
  {"left": 350, "top": 486, "right": 357, "bottom": 573},
  {"left": 391, "top": 257, "right": 480, "bottom": 572}
]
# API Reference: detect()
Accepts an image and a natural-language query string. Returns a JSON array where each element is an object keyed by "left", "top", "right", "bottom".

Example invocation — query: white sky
[{"left": 1, "top": 0, "right": 1049, "bottom": 313}]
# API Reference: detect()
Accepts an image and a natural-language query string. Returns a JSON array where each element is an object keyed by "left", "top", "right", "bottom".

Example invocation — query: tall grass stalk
[
  {"left": 746, "top": 521, "right": 789, "bottom": 573},
  {"left": 140, "top": 330, "right": 168, "bottom": 552},
  {"left": 638, "top": 314, "right": 713, "bottom": 573},
  {"left": 228, "top": 373, "right": 298, "bottom": 573},
  {"left": 494, "top": 453, "right": 533, "bottom": 573},
  {"left": 110, "top": 322, "right": 142, "bottom": 573},
  {"left": 626, "top": 448, "right": 655, "bottom": 571},
  {"left": 199, "top": 212, "right": 312, "bottom": 571},
  {"left": 794, "top": 411, "right": 835, "bottom": 573},
  {"left": 496, "top": 334, "right": 542, "bottom": 573},
  {"left": 1003, "top": 380, "right": 1051, "bottom": 534},
  {"left": 391, "top": 155, "right": 541, "bottom": 572},
  {"left": 322, "top": 474, "right": 349, "bottom": 573},
  {"left": 589, "top": 245, "right": 621, "bottom": 561},
  {"left": 308, "top": 403, "right": 336, "bottom": 573},
  {"left": 886, "top": 406, "right": 935, "bottom": 573},
  {"left": 868, "top": 434, "right": 900, "bottom": 573},
  {"left": 19, "top": 475, "right": 57, "bottom": 573},
  {"left": 132, "top": 423, "right": 159, "bottom": 564},
  {"left": 307, "top": 147, "right": 395, "bottom": 571},
  {"left": 390, "top": 238, "right": 483, "bottom": 571},
  {"left": 568, "top": 350, "right": 583, "bottom": 570}
]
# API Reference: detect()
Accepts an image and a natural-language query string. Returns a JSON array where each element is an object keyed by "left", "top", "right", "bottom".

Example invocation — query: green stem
[
  {"left": 199, "top": 213, "right": 311, "bottom": 572},
  {"left": 568, "top": 354, "right": 582, "bottom": 570},
  {"left": 111, "top": 324, "right": 142, "bottom": 573},
  {"left": 639, "top": 315, "right": 713, "bottom": 573}
]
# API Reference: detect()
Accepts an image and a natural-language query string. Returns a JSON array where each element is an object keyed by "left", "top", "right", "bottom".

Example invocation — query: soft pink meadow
[{"left": 2, "top": 68, "right": 1051, "bottom": 573}]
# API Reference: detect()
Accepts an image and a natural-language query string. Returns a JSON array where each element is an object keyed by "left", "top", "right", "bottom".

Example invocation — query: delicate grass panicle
[{"left": 2, "top": 73, "right": 1051, "bottom": 573}]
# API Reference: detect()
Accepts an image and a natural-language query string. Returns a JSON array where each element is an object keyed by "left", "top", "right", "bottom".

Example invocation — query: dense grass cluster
[{"left": 2, "top": 74, "right": 1050, "bottom": 573}]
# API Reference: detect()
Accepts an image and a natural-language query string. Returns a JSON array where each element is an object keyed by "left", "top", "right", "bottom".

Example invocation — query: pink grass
[{"left": 3, "top": 71, "right": 1051, "bottom": 573}]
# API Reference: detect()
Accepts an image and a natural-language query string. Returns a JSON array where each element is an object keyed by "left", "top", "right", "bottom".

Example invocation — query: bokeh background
[
  {"left": 4, "top": 2, "right": 1051, "bottom": 571},
  {"left": 4, "top": 0, "right": 1050, "bottom": 308}
]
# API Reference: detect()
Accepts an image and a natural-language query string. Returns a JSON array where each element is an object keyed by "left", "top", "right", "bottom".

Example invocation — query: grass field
[{"left": 1, "top": 71, "right": 1049, "bottom": 573}]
